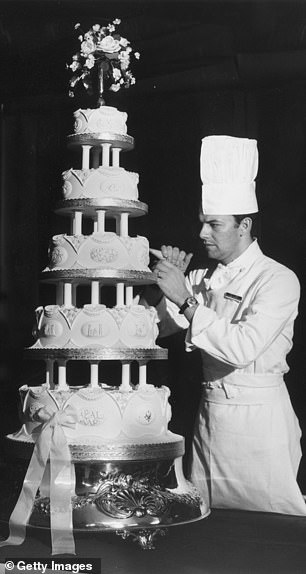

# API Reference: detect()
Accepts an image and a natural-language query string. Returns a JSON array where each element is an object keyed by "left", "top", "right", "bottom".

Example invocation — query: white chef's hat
[{"left": 200, "top": 135, "right": 259, "bottom": 214}]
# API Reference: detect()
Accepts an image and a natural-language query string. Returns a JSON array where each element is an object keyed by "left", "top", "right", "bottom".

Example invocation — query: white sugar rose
[
  {"left": 110, "top": 83, "right": 121, "bottom": 92},
  {"left": 98, "top": 35, "right": 121, "bottom": 53},
  {"left": 81, "top": 39, "right": 95, "bottom": 55},
  {"left": 69, "top": 61, "right": 80, "bottom": 72},
  {"left": 113, "top": 68, "right": 122, "bottom": 80},
  {"left": 119, "top": 37, "right": 129, "bottom": 48},
  {"left": 118, "top": 51, "right": 130, "bottom": 70},
  {"left": 85, "top": 55, "right": 95, "bottom": 69}
]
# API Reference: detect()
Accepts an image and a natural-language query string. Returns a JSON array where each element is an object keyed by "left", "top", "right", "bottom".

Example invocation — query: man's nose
[{"left": 199, "top": 223, "right": 210, "bottom": 239}]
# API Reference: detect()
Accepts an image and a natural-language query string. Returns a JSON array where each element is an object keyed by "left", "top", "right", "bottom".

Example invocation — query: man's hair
[{"left": 233, "top": 213, "right": 258, "bottom": 237}]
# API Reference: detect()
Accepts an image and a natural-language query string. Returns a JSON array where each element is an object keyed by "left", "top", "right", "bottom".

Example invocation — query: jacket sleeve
[
  {"left": 155, "top": 274, "right": 196, "bottom": 338},
  {"left": 185, "top": 267, "right": 300, "bottom": 368}
]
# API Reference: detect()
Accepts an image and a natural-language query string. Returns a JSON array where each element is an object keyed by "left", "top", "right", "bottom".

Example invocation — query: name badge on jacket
[{"left": 224, "top": 292, "right": 242, "bottom": 303}]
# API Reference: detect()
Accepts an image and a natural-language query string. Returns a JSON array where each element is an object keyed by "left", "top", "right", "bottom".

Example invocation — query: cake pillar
[
  {"left": 112, "top": 148, "right": 121, "bottom": 167},
  {"left": 138, "top": 361, "right": 148, "bottom": 387},
  {"left": 120, "top": 362, "right": 131, "bottom": 392},
  {"left": 57, "top": 361, "right": 68, "bottom": 390},
  {"left": 120, "top": 213, "right": 129, "bottom": 237},
  {"left": 63, "top": 283, "right": 73, "bottom": 307},
  {"left": 82, "top": 145, "right": 92, "bottom": 170},
  {"left": 91, "top": 281, "right": 100, "bottom": 305},
  {"left": 45, "top": 359, "right": 55, "bottom": 389},
  {"left": 89, "top": 362, "right": 99, "bottom": 388},
  {"left": 116, "top": 283, "right": 124, "bottom": 306},
  {"left": 125, "top": 286, "right": 133, "bottom": 306},
  {"left": 96, "top": 210, "right": 105, "bottom": 233},
  {"left": 72, "top": 211, "right": 82, "bottom": 235},
  {"left": 101, "top": 143, "right": 111, "bottom": 167}
]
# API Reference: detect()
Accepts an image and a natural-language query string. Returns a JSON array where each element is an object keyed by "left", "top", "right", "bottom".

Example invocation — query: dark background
[{"left": 0, "top": 0, "right": 306, "bottom": 486}]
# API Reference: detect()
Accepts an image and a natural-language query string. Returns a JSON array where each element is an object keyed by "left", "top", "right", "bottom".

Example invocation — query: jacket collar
[{"left": 223, "top": 238, "right": 262, "bottom": 272}]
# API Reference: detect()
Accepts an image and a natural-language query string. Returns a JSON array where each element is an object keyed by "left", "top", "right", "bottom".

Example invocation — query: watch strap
[{"left": 178, "top": 297, "right": 198, "bottom": 314}]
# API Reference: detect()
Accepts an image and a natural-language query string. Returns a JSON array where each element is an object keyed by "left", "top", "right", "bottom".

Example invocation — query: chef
[{"left": 143, "top": 135, "right": 306, "bottom": 515}]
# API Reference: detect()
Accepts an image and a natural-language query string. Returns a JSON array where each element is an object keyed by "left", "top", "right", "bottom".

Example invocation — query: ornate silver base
[
  {"left": 0, "top": 445, "right": 209, "bottom": 549},
  {"left": 31, "top": 458, "right": 207, "bottom": 528},
  {"left": 116, "top": 527, "right": 167, "bottom": 550}
]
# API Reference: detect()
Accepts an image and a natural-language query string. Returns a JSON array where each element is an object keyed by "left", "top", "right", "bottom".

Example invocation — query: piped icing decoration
[
  {"left": 62, "top": 167, "right": 139, "bottom": 201},
  {"left": 45, "top": 233, "right": 150, "bottom": 271},
  {"left": 32, "top": 304, "right": 159, "bottom": 349},
  {"left": 74, "top": 107, "right": 128, "bottom": 135},
  {"left": 18, "top": 384, "right": 171, "bottom": 442}
]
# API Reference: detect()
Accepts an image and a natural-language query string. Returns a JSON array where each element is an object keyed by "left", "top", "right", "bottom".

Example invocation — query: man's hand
[
  {"left": 160, "top": 245, "right": 193, "bottom": 273},
  {"left": 152, "top": 246, "right": 193, "bottom": 307},
  {"left": 150, "top": 246, "right": 193, "bottom": 274}
]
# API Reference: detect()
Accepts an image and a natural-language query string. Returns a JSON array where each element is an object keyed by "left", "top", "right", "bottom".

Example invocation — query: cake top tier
[
  {"left": 74, "top": 106, "right": 128, "bottom": 136},
  {"left": 68, "top": 106, "right": 133, "bottom": 149}
]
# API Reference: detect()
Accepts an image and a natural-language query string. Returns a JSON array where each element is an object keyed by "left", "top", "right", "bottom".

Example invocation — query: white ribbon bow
[{"left": 0, "top": 404, "right": 78, "bottom": 555}]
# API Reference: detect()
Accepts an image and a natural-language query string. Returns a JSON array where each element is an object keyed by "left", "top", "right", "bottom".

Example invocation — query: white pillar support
[
  {"left": 82, "top": 145, "right": 91, "bottom": 169},
  {"left": 101, "top": 143, "right": 111, "bottom": 167},
  {"left": 96, "top": 210, "right": 105, "bottom": 233},
  {"left": 120, "top": 212, "right": 129, "bottom": 237},
  {"left": 116, "top": 283, "right": 124, "bottom": 306},
  {"left": 112, "top": 148, "right": 121, "bottom": 167},
  {"left": 57, "top": 361, "right": 68, "bottom": 390},
  {"left": 63, "top": 283, "right": 73, "bottom": 307},
  {"left": 45, "top": 359, "right": 54, "bottom": 389},
  {"left": 91, "top": 281, "right": 100, "bottom": 305},
  {"left": 90, "top": 362, "right": 99, "bottom": 388},
  {"left": 138, "top": 361, "right": 148, "bottom": 387},
  {"left": 72, "top": 211, "right": 83, "bottom": 235},
  {"left": 125, "top": 286, "right": 133, "bottom": 306},
  {"left": 120, "top": 362, "right": 131, "bottom": 392}
]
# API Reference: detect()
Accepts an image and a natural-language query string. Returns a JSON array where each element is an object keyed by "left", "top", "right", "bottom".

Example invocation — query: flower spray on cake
[{"left": 67, "top": 20, "right": 140, "bottom": 105}]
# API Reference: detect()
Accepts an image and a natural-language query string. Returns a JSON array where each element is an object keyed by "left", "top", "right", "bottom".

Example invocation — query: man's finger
[{"left": 185, "top": 253, "right": 194, "bottom": 267}]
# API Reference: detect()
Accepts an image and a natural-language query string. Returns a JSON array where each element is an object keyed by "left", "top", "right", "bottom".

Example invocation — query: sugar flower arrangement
[{"left": 68, "top": 19, "right": 140, "bottom": 98}]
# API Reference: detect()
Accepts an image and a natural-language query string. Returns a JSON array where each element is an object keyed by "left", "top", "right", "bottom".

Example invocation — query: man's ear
[{"left": 239, "top": 217, "right": 252, "bottom": 235}]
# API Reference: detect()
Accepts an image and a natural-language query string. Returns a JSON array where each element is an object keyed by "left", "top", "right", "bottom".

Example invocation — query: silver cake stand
[{"left": 0, "top": 434, "right": 208, "bottom": 550}]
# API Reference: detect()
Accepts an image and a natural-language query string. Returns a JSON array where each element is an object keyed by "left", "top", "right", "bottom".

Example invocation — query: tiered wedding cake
[{"left": 0, "top": 21, "right": 207, "bottom": 555}]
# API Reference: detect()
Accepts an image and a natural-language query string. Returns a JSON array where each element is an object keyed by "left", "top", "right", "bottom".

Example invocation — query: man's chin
[{"left": 204, "top": 246, "right": 218, "bottom": 259}]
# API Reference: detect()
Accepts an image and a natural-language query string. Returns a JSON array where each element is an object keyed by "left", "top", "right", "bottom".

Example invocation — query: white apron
[{"left": 190, "top": 373, "right": 306, "bottom": 515}]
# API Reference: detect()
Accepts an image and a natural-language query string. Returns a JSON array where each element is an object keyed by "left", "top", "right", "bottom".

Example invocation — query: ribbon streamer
[{"left": 0, "top": 403, "right": 78, "bottom": 555}]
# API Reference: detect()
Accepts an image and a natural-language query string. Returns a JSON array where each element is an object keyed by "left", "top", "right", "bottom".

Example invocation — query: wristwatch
[{"left": 178, "top": 296, "right": 198, "bottom": 314}]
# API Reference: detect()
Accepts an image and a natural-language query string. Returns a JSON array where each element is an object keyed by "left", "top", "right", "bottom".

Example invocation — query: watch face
[{"left": 186, "top": 297, "right": 198, "bottom": 307}]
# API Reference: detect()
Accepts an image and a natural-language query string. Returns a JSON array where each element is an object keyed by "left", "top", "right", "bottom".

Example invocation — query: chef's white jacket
[{"left": 156, "top": 239, "right": 306, "bottom": 515}]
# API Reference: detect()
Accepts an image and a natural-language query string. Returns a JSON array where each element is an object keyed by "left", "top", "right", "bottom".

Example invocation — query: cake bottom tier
[{"left": 0, "top": 438, "right": 209, "bottom": 537}]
